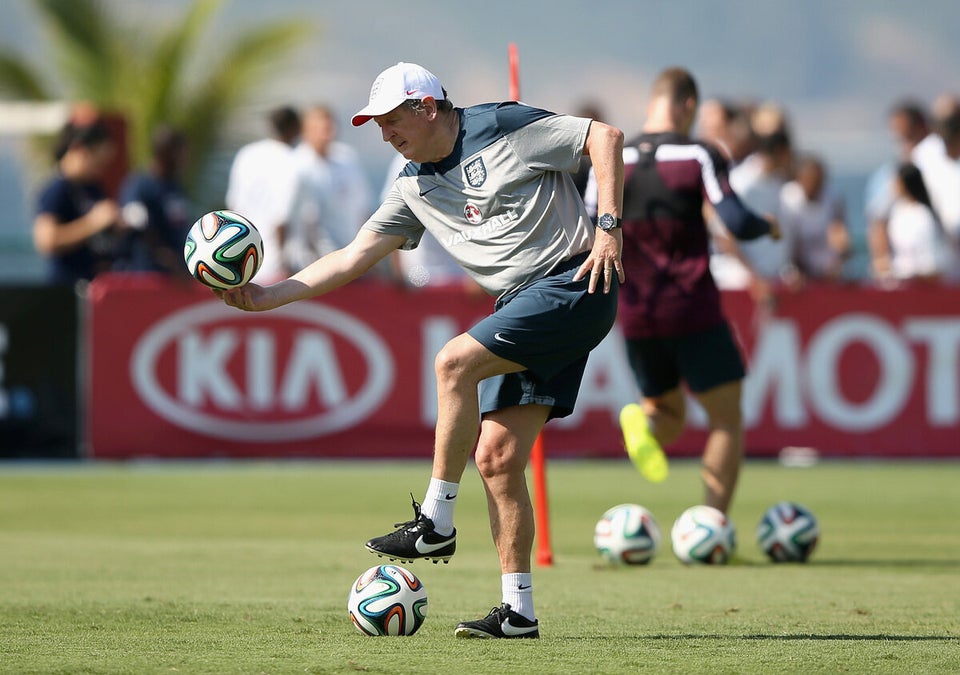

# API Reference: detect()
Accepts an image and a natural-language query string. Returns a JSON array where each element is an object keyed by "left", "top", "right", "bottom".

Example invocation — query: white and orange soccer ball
[
  {"left": 593, "top": 503, "right": 661, "bottom": 565},
  {"left": 347, "top": 564, "right": 428, "bottom": 636},
  {"left": 670, "top": 505, "right": 736, "bottom": 565},
  {"left": 183, "top": 210, "right": 263, "bottom": 289}
]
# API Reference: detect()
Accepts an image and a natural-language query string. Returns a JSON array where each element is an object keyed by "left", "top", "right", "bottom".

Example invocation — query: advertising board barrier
[
  {"left": 0, "top": 284, "right": 79, "bottom": 458},
  {"left": 87, "top": 274, "right": 960, "bottom": 459}
]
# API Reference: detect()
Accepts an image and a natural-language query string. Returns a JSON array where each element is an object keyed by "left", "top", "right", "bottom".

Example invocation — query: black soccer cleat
[
  {"left": 454, "top": 603, "right": 540, "bottom": 639},
  {"left": 365, "top": 494, "right": 456, "bottom": 564}
]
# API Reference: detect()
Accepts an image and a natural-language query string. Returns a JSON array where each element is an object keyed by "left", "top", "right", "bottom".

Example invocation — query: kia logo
[{"left": 130, "top": 301, "right": 393, "bottom": 441}]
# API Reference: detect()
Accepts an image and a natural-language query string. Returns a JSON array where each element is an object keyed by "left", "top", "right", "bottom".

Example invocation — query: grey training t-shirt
[{"left": 364, "top": 102, "right": 593, "bottom": 298}]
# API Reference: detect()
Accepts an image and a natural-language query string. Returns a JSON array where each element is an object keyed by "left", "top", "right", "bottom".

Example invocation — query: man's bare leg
[{"left": 693, "top": 380, "right": 744, "bottom": 513}]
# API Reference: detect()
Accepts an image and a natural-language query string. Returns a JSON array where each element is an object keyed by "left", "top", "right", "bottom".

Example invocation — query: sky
[
  {"left": 214, "top": 0, "right": 960, "bottom": 173},
  {"left": 2, "top": 0, "right": 960, "bottom": 275},
  {"left": 3, "top": 0, "right": 960, "bottom": 172}
]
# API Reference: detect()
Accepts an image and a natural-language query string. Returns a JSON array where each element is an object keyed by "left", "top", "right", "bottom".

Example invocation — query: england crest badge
[{"left": 464, "top": 157, "right": 487, "bottom": 188}]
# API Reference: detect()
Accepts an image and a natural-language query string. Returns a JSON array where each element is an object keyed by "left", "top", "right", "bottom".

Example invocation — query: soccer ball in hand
[
  {"left": 593, "top": 503, "right": 661, "bottom": 565},
  {"left": 670, "top": 505, "right": 736, "bottom": 565},
  {"left": 347, "top": 564, "right": 428, "bottom": 636},
  {"left": 183, "top": 210, "right": 263, "bottom": 289},
  {"left": 756, "top": 501, "right": 820, "bottom": 562}
]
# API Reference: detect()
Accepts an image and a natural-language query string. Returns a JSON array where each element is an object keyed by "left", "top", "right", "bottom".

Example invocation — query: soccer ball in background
[
  {"left": 594, "top": 503, "right": 661, "bottom": 565},
  {"left": 670, "top": 505, "right": 736, "bottom": 565},
  {"left": 183, "top": 210, "right": 263, "bottom": 289},
  {"left": 347, "top": 564, "right": 428, "bottom": 636},
  {"left": 756, "top": 501, "right": 820, "bottom": 563}
]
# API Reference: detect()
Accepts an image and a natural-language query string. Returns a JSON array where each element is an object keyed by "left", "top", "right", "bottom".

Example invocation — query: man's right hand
[{"left": 216, "top": 282, "right": 277, "bottom": 312}]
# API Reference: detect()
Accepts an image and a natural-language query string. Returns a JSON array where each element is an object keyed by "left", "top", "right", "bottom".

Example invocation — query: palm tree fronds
[
  {"left": 148, "top": 0, "right": 223, "bottom": 118},
  {"left": 174, "top": 19, "right": 315, "bottom": 201},
  {"left": 33, "top": 0, "right": 126, "bottom": 99},
  {"left": 12, "top": 0, "right": 318, "bottom": 205},
  {"left": 0, "top": 52, "right": 51, "bottom": 100}
]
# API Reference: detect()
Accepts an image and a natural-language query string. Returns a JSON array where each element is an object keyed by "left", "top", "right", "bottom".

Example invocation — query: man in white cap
[{"left": 218, "top": 61, "right": 624, "bottom": 638}]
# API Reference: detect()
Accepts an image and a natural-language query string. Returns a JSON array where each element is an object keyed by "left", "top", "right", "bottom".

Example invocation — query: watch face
[{"left": 598, "top": 214, "right": 615, "bottom": 230}]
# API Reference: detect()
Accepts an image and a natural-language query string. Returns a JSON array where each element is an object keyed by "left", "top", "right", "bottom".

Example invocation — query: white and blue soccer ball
[
  {"left": 756, "top": 501, "right": 820, "bottom": 563},
  {"left": 670, "top": 505, "right": 736, "bottom": 565},
  {"left": 183, "top": 209, "right": 263, "bottom": 289},
  {"left": 593, "top": 503, "right": 661, "bottom": 565},
  {"left": 347, "top": 564, "right": 428, "bottom": 636}
]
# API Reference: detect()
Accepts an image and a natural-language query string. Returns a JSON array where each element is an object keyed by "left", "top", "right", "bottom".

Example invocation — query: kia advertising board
[
  {"left": 88, "top": 274, "right": 495, "bottom": 458},
  {"left": 87, "top": 274, "right": 960, "bottom": 459},
  {"left": 717, "top": 288, "right": 960, "bottom": 457}
]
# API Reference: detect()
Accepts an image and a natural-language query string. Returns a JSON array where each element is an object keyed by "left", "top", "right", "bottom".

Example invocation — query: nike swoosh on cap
[
  {"left": 501, "top": 619, "right": 539, "bottom": 637},
  {"left": 414, "top": 534, "right": 455, "bottom": 554}
]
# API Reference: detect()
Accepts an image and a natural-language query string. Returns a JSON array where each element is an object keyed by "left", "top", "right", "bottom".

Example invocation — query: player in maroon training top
[{"left": 587, "top": 67, "right": 779, "bottom": 514}]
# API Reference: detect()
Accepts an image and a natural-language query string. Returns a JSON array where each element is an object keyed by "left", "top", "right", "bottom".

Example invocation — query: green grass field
[{"left": 1, "top": 459, "right": 958, "bottom": 674}]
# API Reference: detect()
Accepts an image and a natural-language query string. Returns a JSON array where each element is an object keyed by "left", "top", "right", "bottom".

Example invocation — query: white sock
[
  {"left": 420, "top": 478, "right": 458, "bottom": 536},
  {"left": 502, "top": 572, "right": 535, "bottom": 621}
]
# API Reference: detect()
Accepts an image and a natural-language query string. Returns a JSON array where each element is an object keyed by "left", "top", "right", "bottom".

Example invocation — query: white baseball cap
[{"left": 351, "top": 62, "right": 445, "bottom": 127}]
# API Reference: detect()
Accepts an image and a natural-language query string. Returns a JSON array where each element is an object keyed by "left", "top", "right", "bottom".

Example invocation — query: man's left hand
[{"left": 574, "top": 229, "right": 624, "bottom": 294}]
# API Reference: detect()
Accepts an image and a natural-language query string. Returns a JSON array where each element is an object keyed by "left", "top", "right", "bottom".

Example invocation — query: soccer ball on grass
[
  {"left": 183, "top": 209, "right": 263, "bottom": 289},
  {"left": 593, "top": 503, "right": 661, "bottom": 565},
  {"left": 670, "top": 505, "right": 736, "bottom": 564},
  {"left": 756, "top": 501, "right": 820, "bottom": 562},
  {"left": 347, "top": 564, "right": 428, "bottom": 636}
]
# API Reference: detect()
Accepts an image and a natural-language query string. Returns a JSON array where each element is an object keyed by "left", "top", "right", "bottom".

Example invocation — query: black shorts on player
[
  {"left": 624, "top": 320, "right": 746, "bottom": 397},
  {"left": 468, "top": 252, "right": 618, "bottom": 420}
]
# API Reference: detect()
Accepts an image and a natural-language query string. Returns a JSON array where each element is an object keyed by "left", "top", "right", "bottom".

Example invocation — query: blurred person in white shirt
[
  {"left": 286, "top": 104, "right": 373, "bottom": 271},
  {"left": 911, "top": 94, "right": 958, "bottom": 170},
  {"left": 911, "top": 105, "right": 960, "bottom": 282},
  {"left": 779, "top": 154, "right": 850, "bottom": 282},
  {"left": 865, "top": 100, "right": 930, "bottom": 280},
  {"left": 225, "top": 105, "right": 301, "bottom": 283},
  {"left": 707, "top": 101, "right": 795, "bottom": 301},
  {"left": 886, "top": 163, "right": 947, "bottom": 283},
  {"left": 726, "top": 102, "right": 790, "bottom": 189},
  {"left": 729, "top": 129, "right": 795, "bottom": 281}
]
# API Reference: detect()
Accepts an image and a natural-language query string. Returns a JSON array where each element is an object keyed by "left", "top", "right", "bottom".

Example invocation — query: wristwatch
[{"left": 597, "top": 213, "right": 622, "bottom": 231}]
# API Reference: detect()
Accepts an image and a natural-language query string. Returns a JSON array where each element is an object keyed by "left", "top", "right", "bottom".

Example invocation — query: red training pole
[
  {"left": 508, "top": 42, "right": 521, "bottom": 101},
  {"left": 531, "top": 433, "right": 553, "bottom": 566}
]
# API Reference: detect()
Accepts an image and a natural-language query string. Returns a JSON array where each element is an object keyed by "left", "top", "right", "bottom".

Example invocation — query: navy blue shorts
[
  {"left": 468, "top": 253, "right": 618, "bottom": 420},
  {"left": 624, "top": 320, "right": 746, "bottom": 398}
]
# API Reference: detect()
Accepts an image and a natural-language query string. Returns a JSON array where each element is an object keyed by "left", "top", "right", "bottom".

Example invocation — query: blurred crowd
[
  {"left": 31, "top": 88, "right": 960, "bottom": 295},
  {"left": 690, "top": 91, "right": 960, "bottom": 305},
  {"left": 32, "top": 109, "right": 192, "bottom": 285}
]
